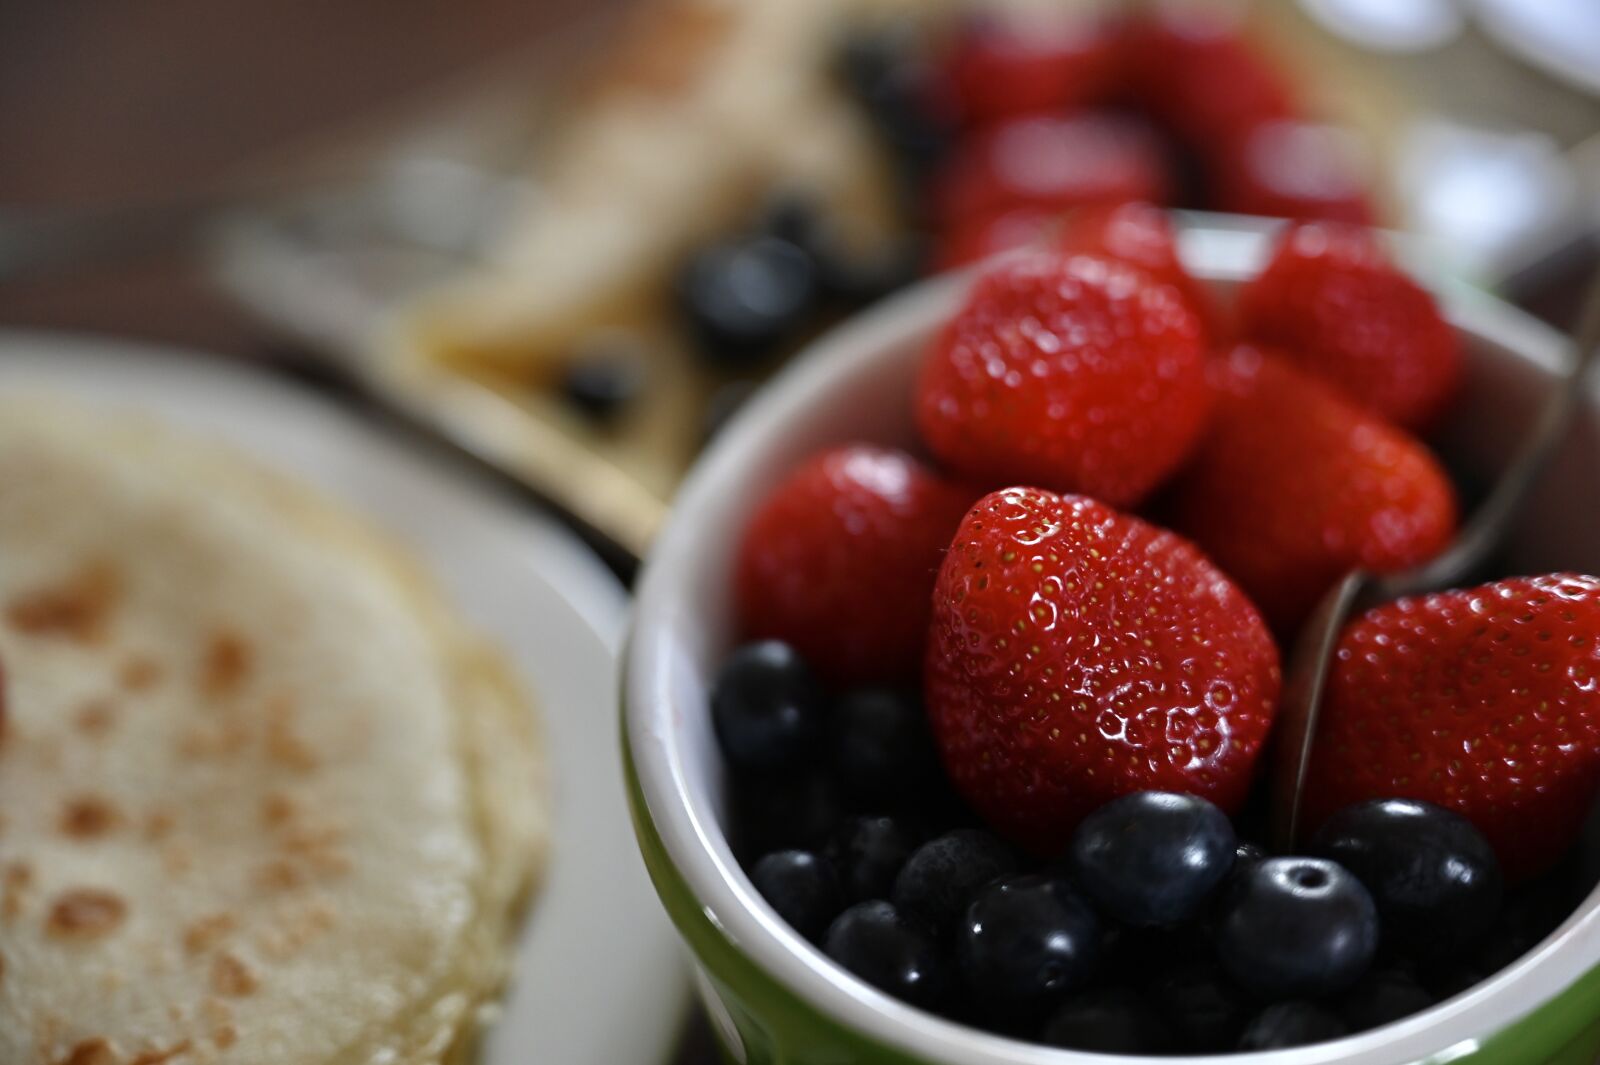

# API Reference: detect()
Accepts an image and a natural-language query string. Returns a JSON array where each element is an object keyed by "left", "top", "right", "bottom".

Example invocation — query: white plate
[
  {"left": 1473, "top": 0, "right": 1600, "bottom": 98},
  {"left": 0, "top": 330, "right": 688, "bottom": 1065}
]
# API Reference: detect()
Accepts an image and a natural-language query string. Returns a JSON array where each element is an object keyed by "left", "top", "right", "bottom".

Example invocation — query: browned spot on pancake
[
  {"left": 264, "top": 697, "right": 317, "bottom": 770},
  {"left": 127, "top": 1041, "right": 191, "bottom": 1065},
  {"left": 209, "top": 952, "right": 258, "bottom": 997},
  {"left": 210, "top": 1025, "right": 237, "bottom": 1050},
  {"left": 47, "top": 888, "right": 126, "bottom": 940},
  {"left": 7, "top": 562, "right": 121, "bottom": 642},
  {"left": 200, "top": 998, "right": 237, "bottom": 1049},
  {"left": 253, "top": 858, "right": 305, "bottom": 893},
  {"left": 260, "top": 792, "right": 297, "bottom": 827},
  {"left": 257, "top": 899, "right": 337, "bottom": 961},
  {"left": 162, "top": 842, "right": 194, "bottom": 876},
  {"left": 199, "top": 631, "right": 252, "bottom": 698},
  {"left": 60, "top": 795, "right": 121, "bottom": 839},
  {"left": 56, "top": 1038, "right": 119, "bottom": 1065},
  {"left": 143, "top": 809, "right": 176, "bottom": 840},
  {"left": 75, "top": 699, "right": 117, "bottom": 738},
  {"left": 2, "top": 861, "right": 33, "bottom": 921},
  {"left": 118, "top": 656, "right": 162, "bottom": 692},
  {"left": 177, "top": 718, "right": 250, "bottom": 759},
  {"left": 182, "top": 913, "right": 237, "bottom": 955}
]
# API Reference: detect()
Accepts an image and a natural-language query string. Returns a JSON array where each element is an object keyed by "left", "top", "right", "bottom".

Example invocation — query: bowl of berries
[{"left": 623, "top": 206, "right": 1600, "bottom": 1063}]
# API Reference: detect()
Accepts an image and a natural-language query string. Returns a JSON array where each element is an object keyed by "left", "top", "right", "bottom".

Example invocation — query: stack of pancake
[{"left": 0, "top": 401, "right": 548, "bottom": 1064}]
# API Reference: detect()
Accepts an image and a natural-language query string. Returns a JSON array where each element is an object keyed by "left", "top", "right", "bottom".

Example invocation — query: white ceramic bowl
[{"left": 624, "top": 225, "right": 1600, "bottom": 1065}]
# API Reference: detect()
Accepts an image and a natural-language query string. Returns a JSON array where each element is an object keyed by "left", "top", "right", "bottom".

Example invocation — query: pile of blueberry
[{"left": 713, "top": 640, "right": 1600, "bottom": 1054}]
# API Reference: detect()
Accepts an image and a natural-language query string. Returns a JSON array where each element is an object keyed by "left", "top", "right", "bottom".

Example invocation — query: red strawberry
[
  {"left": 943, "top": 13, "right": 1119, "bottom": 122},
  {"left": 1124, "top": 9, "right": 1297, "bottom": 146},
  {"left": 1170, "top": 346, "right": 1457, "bottom": 631},
  {"left": 1210, "top": 119, "right": 1375, "bottom": 225},
  {"left": 1238, "top": 222, "right": 1460, "bottom": 428},
  {"left": 931, "top": 114, "right": 1168, "bottom": 229},
  {"left": 734, "top": 445, "right": 974, "bottom": 687},
  {"left": 916, "top": 250, "right": 1210, "bottom": 508},
  {"left": 935, "top": 205, "right": 1057, "bottom": 271},
  {"left": 1057, "top": 201, "right": 1218, "bottom": 340},
  {"left": 925, "top": 488, "right": 1281, "bottom": 853},
  {"left": 1305, "top": 574, "right": 1600, "bottom": 880}
]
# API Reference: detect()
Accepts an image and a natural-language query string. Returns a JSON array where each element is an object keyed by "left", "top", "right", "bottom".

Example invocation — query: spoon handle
[{"left": 1377, "top": 276, "right": 1600, "bottom": 600}]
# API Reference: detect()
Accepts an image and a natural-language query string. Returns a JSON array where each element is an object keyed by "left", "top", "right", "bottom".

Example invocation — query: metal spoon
[{"left": 1271, "top": 272, "right": 1600, "bottom": 851}]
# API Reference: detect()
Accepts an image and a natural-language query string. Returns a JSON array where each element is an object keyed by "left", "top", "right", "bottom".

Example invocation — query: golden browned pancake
[{"left": 0, "top": 400, "right": 547, "bottom": 1065}]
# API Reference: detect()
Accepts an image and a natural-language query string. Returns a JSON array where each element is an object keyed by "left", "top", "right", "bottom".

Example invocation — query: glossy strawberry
[
  {"left": 1124, "top": 9, "right": 1297, "bottom": 146},
  {"left": 1238, "top": 222, "right": 1459, "bottom": 428},
  {"left": 925, "top": 488, "right": 1281, "bottom": 853},
  {"left": 1170, "top": 347, "right": 1457, "bottom": 631},
  {"left": 931, "top": 114, "right": 1168, "bottom": 228},
  {"left": 1210, "top": 120, "right": 1374, "bottom": 225},
  {"left": 935, "top": 206, "right": 1056, "bottom": 271},
  {"left": 735, "top": 445, "right": 975, "bottom": 686},
  {"left": 1057, "top": 201, "right": 1218, "bottom": 340},
  {"left": 943, "top": 14, "right": 1119, "bottom": 122},
  {"left": 916, "top": 250, "right": 1210, "bottom": 507},
  {"left": 1305, "top": 575, "right": 1600, "bottom": 880}
]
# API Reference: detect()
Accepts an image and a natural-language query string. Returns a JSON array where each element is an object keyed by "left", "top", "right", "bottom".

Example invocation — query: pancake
[{"left": 0, "top": 399, "right": 548, "bottom": 1065}]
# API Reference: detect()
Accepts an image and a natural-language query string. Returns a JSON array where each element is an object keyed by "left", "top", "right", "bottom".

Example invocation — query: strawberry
[
  {"left": 925, "top": 487, "right": 1281, "bottom": 853},
  {"left": 1123, "top": 9, "right": 1297, "bottom": 147},
  {"left": 1057, "top": 201, "right": 1218, "bottom": 340},
  {"left": 935, "top": 205, "right": 1056, "bottom": 271},
  {"left": 1238, "top": 222, "right": 1460, "bottom": 429},
  {"left": 1305, "top": 574, "right": 1600, "bottom": 880},
  {"left": 1170, "top": 347, "right": 1457, "bottom": 631},
  {"left": 734, "top": 445, "right": 975, "bottom": 687},
  {"left": 931, "top": 114, "right": 1169, "bottom": 229},
  {"left": 916, "top": 249, "right": 1210, "bottom": 508},
  {"left": 943, "top": 13, "right": 1119, "bottom": 122},
  {"left": 1209, "top": 119, "right": 1375, "bottom": 225}
]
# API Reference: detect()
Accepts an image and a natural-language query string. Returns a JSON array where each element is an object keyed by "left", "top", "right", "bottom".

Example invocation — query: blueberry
[
  {"left": 1313, "top": 798, "right": 1503, "bottom": 963},
  {"left": 824, "top": 900, "right": 950, "bottom": 1010},
  {"left": 829, "top": 688, "right": 939, "bottom": 803},
  {"left": 749, "top": 850, "right": 841, "bottom": 942},
  {"left": 711, "top": 641, "right": 825, "bottom": 774},
  {"left": 1339, "top": 967, "right": 1435, "bottom": 1032},
  {"left": 1041, "top": 987, "right": 1173, "bottom": 1053},
  {"left": 826, "top": 816, "right": 919, "bottom": 903},
  {"left": 957, "top": 875, "right": 1101, "bottom": 1023},
  {"left": 1215, "top": 857, "right": 1379, "bottom": 999},
  {"left": 1474, "top": 866, "right": 1584, "bottom": 974},
  {"left": 1235, "top": 840, "right": 1269, "bottom": 867},
  {"left": 1145, "top": 960, "right": 1252, "bottom": 1052},
  {"left": 1238, "top": 1002, "right": 1350, "bottom": 1050},
  {"left": 1102, "top": 923, "right": 1209, "bottom": 982},
  {"left": 1581, "top": 789, "right": 1600, "bottom": 896},
  {"left": 893, "top": 829, "right": 1017, "bottom": 935},
  {"left": 730, "top": 773, "right": 845, "bottom": 860},
  {"left": 835, "top": 24, "right": 950, "bottom": 170},
  {"left": 558, "top": 340, "right": 648, "bottom": 422},
  {"left": 1070, "top": 791, "right": 1238, "bottom": 927},
  {"left": 676, "top": 236, "right": 817, "bottom": 365}
]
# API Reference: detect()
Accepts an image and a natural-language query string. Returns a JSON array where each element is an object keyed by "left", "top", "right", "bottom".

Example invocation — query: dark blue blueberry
[
  {"left": 1339, "top": 967, "right": 1435, "bottom": 1032},
  {"left": 1102, "top": 923, "right": 1209, "bottom": 982},
  {"left": 711, "top": 641, "right": 825, "bottom": 775},
  {"left": 1313, "top": 798, "right": 1503, "bottom": 963},
  {"left": 1215, "top": 857, "right": 1379, "bottom": 1000},
  {"left": 829, "top": 688, "right": 939, "bottom": 803},
  {"left": 1070, "top": 791, "right": 1238, "bottom": 927},
  {"left": 730, "top": 773, "right": 845, "bottom": 860},
  {"left": 893, "top": 829, "right": 1017, "bottom": 935},
  {"left": 1235, "top": 840, "right": 1269, "bottom": 867},
  {"left": 957, "top": 875, "right": 1101, "bottom": 1024},
  {"left": 1145, "top": 960, "right": 1252, "bottom": 1052},
  {"left": 1581, "top": 789, "right": 1600, "bottom": 896},
  {"left": 558, "top": 340, "right": 648, "bottom": 422},
  {"left": 676, "top": 236, "right": 817, "bottom": 366},
  {"left": 835, "top": 24, "right": 951, "bottom": 180},
  {"left": 826, "top": 815, "right": 919, "bottom": 903},
  {"left": 1474, "top": 865, "right": 1584, "bottom": 974},
  {"left": 824, "top": 900, "right": 950, "bottom": 1011},
  {"left": 749, "top": 850, "right": 842, "bottom": 943},
  {"left": 1237, "top": 1002, "right": 1350, "bottom": 1050},
  {"left": 1041, "top": 987, "right": 1173, "bottom": 1053}
]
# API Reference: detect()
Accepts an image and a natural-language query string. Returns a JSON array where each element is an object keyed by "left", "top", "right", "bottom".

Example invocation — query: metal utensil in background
[{"left": 1271, "top": 271, "right": 1600, "bottom": 851}]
